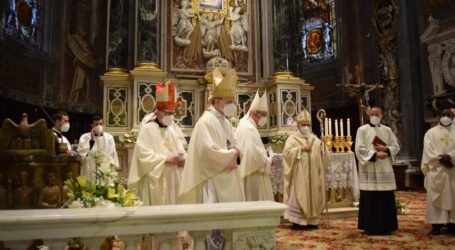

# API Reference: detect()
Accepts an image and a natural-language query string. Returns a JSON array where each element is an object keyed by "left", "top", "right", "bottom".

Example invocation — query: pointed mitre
[
  {"left": 249, "top": 89, "right": 268, "bottom": 113},
  {"left": 296, "top": 109, "right": 311, "bottom": 124},
  {"left": 212, "top": 68, "right": 238, "bottom": 98},
  {"left": 156, "top": 80, "right": 176, "bottom": 111}
]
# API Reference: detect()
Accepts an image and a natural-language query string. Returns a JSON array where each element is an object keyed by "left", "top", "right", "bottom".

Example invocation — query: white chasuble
[
  {"left": 236, "top": 117, "right": 273, "bottom": 201},
  {"left": 179, "top": 107, "right": 245, "bottom": 204},
  {"left": 128, "top": 120, "right": 186, "bottom": 206},
  {"left": 282, "top": 132, "right": 329, "bottom": 225},
  {"left": 421, "top": 124, "right": 455, "bottom": 224},
  {"left": 78, "top": 132, "right": 119, "bottom": 181},
  {"left": 355, "top": 124, "right": 400, "bottom": 191}
]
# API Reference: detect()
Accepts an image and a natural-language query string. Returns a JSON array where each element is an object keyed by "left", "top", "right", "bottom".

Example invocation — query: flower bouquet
[
  {"left": 119, "top": 129, "right": 138, "bottom": 144},
  {"left": 64, "top": 150, "right": 142, "bottom": 208},
  {"left": 396, "top": 199, "right": 409, "bottom": 215}
]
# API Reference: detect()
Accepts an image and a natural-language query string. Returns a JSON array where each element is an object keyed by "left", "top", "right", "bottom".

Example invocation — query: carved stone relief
[{"left": 372, "top": 0, "right": 401, "bottom": 140}]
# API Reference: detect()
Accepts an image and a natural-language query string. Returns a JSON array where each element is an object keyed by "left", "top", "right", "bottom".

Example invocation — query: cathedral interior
[{"left": 1, "top": 0, "right": 455, "bottom": 248}]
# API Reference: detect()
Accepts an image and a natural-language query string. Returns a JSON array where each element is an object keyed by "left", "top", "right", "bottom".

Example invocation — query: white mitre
[{"left": 249, "top": 89, "right": 268, "bottom": 113}]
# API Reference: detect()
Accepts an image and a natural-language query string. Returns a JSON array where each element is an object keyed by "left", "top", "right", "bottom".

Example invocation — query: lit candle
[
  {"left": 335, "top": 119, "right": 338, "bottom": 137},
  {"left": 329, "top": 118, "right": 332, "bottom": 135},
  {"left": 325, "top": 118, "right": 328, "bottom": 136},
  {"left": 340, "top": 119, "right": 344, "bottom": 137},
  {"left": 347, "top": 118, "right": 351, "bottom": 136}
]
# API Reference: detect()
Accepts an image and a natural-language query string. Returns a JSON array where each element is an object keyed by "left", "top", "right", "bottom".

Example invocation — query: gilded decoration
[
  {"left": 171, "top": 0, "right": 251, "bottom": 73},
  {"left": 372, "top": 0, "right": 401, "bottom": 140}
]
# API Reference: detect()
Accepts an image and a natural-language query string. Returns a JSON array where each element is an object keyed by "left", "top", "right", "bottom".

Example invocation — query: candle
[
  {"left": 347, "top": 118, "right": 351, "bottom": 136},
  {"left": 335, "top": 119, "right": 338, "bottom": 137},
  {"left": 329, "top": 118, "right": 332, "bottom": 135},
  {"left": 340, "top": 119, "right": 344, "bottom": 136},
  {"left": 325, "top": 118, "right": 328, "bottom": 136}
]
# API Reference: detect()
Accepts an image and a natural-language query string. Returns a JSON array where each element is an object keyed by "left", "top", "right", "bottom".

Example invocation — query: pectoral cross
[{"left": 336, "top": 65, "right": 383, "bottom": 125}]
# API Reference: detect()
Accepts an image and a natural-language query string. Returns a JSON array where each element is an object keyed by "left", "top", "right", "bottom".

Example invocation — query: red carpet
[{"left": 276, "top": 191, "right": 455, "bottom": 249}]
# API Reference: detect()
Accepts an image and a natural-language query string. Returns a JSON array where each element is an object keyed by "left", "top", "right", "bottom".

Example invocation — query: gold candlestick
[
  {"left": 333, "top": 136, "right": 341, "bottom": 153},
  {"left": 325, "top": 134, "right": 334, "bottom": 153},
  {"left": 346, "top": 135, "right": 353, "bottom": 153}
]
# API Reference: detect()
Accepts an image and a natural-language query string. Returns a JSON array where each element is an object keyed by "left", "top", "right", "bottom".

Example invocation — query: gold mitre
[
  {"left": 212, "top": 68, "right": 238, "bottom": 98},
  {"left": 296, "top": 109, "right": 311, "bottom": 124},
  {"left": 249, "top": 89, "right": 268, "bottom": 113}
]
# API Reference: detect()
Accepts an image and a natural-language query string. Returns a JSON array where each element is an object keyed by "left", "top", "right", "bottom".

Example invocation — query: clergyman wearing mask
[
  {"left": 78, "top": 114, "right": 119, "bottom": 181},
  {"left": 355, "top": 106, "right": 400, "bottom": 235},
  {"left": 52, "top": 111, "right": 72, "bottom": 156}
]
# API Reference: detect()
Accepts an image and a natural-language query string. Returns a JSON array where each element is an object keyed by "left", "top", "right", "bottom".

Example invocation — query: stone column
[
  {"left": 271, "top": 0, "right": 300, "bottom": 74},
  {"left": 107, "top": 0, "right": 130, "bottom": 69}
]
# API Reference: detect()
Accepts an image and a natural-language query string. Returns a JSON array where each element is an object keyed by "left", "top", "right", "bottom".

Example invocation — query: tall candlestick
[
  {"left": 347, "top": 118, "right": 351, "bottom": 136},
  {"left": 329, "top": 118, "right": 332, "bottom": 135},
  {"left": 335, "top": 119, "right": 338, "bottom": 137},
  {"left": 340, "top": 119, "right": 344, "bottom": 136},
  {"left": 325, "top": 118, "right": 328, "bottom": 136}
]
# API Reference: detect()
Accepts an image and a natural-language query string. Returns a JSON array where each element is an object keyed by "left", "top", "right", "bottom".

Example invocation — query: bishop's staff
[{"left": 316, "top": 109, "right": 330, "bottom": 229}]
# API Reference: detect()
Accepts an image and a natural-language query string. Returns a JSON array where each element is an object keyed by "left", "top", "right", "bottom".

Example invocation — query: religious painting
[
  {"left": 60, "top": 0, "right": 107, "bottom": 113},
  {"left": 300, "top": 0, "right": 336, "bottom": 65},
  {"left": 199, "top": 0, "right": 224, "bottom": 10}
]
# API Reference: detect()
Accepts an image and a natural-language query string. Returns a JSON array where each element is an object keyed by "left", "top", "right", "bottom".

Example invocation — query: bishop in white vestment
[
  {"left": 128, "top": 81, "right": 187, "bottom": 206},
  {"left": 179, "top": 68, "right": 245, "bottom": 204},
  {"left": 421, "top": 109, "right": 455, "bottom": 235},
  {"left": 355, "top": 106, "right": 400, "bottom": 235},
  {"left": 236, "top": 90, "right": 274, "bottom": 201},
  {"left": 283, "top": 110, "right": 329, "bottom": 229},
  {"left": 78, "top": 115, "right": 119, "bottom": 181}
]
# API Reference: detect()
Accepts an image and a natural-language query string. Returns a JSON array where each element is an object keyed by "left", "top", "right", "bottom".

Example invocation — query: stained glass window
[
  {"left": 1, "top": 0, "right": 42, "bottom": 48},
  {"left": 300, "top": 0, "right": 336, "bottom": 65}
]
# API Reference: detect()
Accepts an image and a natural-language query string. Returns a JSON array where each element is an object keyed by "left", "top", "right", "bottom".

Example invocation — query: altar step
[{"left": 281, "top": 206, "right": 359, "bottom": 224}]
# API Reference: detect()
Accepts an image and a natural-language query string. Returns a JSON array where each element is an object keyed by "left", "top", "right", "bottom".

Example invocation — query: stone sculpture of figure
[
  {"left": 228, "top": 6, "right": 248, "bottom": 52},
  {"left": 198, "top": 13, "right": 224, "bottom": 58},
  {"left": 323, "top": 22, "right": 333, "bottom": 56},
  {"left": 61, "top": 167, "right": 73, "bottom": 205},
  {"left": 38, "top": 169, "right": 61, "bottom": 208},
  {"left": 0, "top": 170, "right": 7, "bottom": 209},
  {"left": 14, "top": 169, "right": 37, "bottom": 209},
  {"left": 5, "top": 0, "right": 18, "bottom": 29},
  {"left": 172, "top": 0, "right": 195, "bottom": 46}
]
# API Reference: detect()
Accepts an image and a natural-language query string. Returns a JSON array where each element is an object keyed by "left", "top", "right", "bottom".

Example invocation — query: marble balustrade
[{"left": 0, "top": 201, "right": 287, "bottom": 250}]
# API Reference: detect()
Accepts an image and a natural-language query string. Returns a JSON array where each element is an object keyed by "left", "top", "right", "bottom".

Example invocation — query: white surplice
[
  {"left": 355, "top": 123, "right": 400, "bottom": 191},
  {"left": 421, "top": 124, "right": 455, "bottom": 224},
  {"left": 78, "top": 132, "right": 119, "bottom": 180},
  {"left": 236, "top": 116, "right": 273, "bottom": 201},
  {"left": 179, "top": 106, "right": 245, "bottom": 204}
]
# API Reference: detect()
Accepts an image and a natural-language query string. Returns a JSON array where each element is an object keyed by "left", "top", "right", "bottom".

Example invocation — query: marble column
[
  {"left": 107, "top": 0, "right": 129, "bottom": 69},
  {"left": 395, "top": 0, "right": 424, "bottom": 162},
  {"left": 271, "top": 0, "right": 300, "bottom": 74},
  {"left": 136, "top": 0, "right": 160, "bottom": 64}
]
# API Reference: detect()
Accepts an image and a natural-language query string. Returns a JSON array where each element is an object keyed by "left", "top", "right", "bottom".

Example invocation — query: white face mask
[
  {"left": 223, "top": 103, "right": 236, "bottom": 118},
  {"left": 162, "top": 115, "right": 174, "bottom": 126},
  {"left": 257, "top": 116, "right": 267, "bottom": 127},
  {"left": 370, "top": 116, "right": 381, "bottom": 126},
  {"left": 300, "top": 125, "right": 310, "bottom": 135},
  {"left": 94, "top": 125, "right": 103, "bottom": 134},
  {"left": 61, "top": 122, "right": 70, "bottom": 132},
  {"left": 440, "top": 116, "right": 452, "bottom": 126}
]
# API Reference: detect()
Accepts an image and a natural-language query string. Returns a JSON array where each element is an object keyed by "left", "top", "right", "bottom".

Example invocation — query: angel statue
[
  {"left": 172, "top": 0, "right": 195, "bottom": 46},
  {"left": 228, "top": 6, "right": 248, "bottom": 52},
  {"left": 198, "top": 13, "right": 224, "bottom": 58}
]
